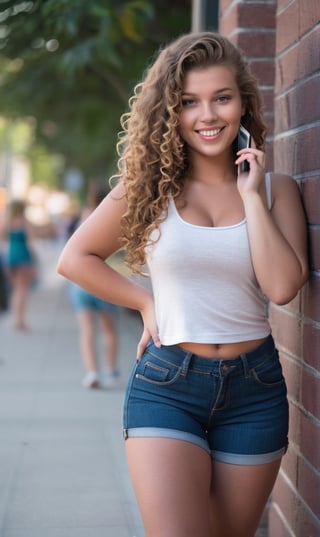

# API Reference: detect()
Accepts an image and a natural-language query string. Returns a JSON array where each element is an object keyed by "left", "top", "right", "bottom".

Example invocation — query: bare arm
[
  {"left": 57, "top": 183, "right": 160, "bottom": 356},
  {"left": 242, "top": 173, "right": 308, "bottom": 304},
  {"left": 236, "top": 140, "right": 308, "bottom": 305}
]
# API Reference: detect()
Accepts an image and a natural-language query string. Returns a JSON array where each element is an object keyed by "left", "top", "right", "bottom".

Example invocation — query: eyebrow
[{"left": 182, "top": 86, "right": 235, "bottom": 95}]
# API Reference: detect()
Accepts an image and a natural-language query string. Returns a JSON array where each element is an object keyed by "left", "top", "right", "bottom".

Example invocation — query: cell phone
[{"left": 237, "top": 125, "right": 251, "bottom": 172}]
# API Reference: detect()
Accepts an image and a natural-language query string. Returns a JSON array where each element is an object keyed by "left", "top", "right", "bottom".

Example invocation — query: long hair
[{"left": 115, "top": 32, "right": 266, "bottom": 273}]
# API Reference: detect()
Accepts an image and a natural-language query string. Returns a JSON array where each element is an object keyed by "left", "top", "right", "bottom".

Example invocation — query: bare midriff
[{"left": 177, "top": 337, "right": 267, "bottom": 360}]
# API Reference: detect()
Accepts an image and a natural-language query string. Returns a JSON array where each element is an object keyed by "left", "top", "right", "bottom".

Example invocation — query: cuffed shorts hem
[
  {"left": 123, "top": 427, "right": 211, "bottom": 454},
  {"left": 123, "top": 426, "right": 286, "bottom": 465},
  {"left": 212, "top": 446, "right": 286, "bottom": 465}
]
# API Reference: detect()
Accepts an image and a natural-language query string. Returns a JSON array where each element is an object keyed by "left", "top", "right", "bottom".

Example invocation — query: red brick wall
[
  {"left": 218, "top": 1, "right": 320, "bottom": 536},
  {"left": 269, "top": 1, "right": 320, "bottom": 535}
]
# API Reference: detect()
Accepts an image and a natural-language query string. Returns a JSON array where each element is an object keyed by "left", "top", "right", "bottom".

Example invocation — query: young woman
[
  {"left": 57, "top": 32, "right": 308, "bottom": 537},
  {"left": 6, "top": 199, "right": 38, "bottom": 330}
]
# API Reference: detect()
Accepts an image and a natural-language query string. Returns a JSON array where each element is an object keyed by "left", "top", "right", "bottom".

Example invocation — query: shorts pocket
[
  {"left": 135, "top": 350, "right": 181, "bottom": 386},
  {"left": 251, "top": 350, "right": 285, "bottom": 387}
]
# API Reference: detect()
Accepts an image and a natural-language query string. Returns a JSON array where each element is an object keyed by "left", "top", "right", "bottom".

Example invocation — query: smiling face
[{"left": 179, "top": 65, "right": 245, "bottom": 162}]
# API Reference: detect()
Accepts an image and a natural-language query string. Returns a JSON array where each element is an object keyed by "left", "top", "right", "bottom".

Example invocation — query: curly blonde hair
[{"left": 116, "top": 31, "right": 267, "bottom": 273}]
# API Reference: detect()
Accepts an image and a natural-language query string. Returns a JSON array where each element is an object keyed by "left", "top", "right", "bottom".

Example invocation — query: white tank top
[{"left": 145, "top": 174, "right": 272, "bottom": 345}]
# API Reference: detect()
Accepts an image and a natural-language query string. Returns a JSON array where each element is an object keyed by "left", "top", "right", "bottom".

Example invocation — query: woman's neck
[{"left": 187, "top": 149, "right": 236, "bottom": 186}]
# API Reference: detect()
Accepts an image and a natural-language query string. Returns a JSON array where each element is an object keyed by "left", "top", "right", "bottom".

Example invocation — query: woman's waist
[{"left": 177, "top": 337, "right": 269, "bottom": 359}]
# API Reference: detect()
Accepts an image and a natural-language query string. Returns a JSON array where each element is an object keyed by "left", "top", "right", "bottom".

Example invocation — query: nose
[{"left": 199, "top": 101, "right": 218, "bottom": 122}]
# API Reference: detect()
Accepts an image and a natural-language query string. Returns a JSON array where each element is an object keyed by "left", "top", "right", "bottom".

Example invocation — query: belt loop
[
  {"left": 240, "top": 353, "right": 250, "bottom": 378},
  {"left": 181, "top": 352, "right": 193, "bottom": 377}
]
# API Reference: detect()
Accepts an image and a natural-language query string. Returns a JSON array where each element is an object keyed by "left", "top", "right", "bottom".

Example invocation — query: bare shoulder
[
  {"left": 100, "top": 181, "right": 127, "bottom": 210},
  {"left": 269, "top": 172, "right": 299, "bottom": 189},
  {"left": 66, "top": 181, "right": 128, "bottom": 254},
  {"left": 109, "top": 180, "right": 126, "bottom": 199},
  {"left": 269, "top": 172, "right": 302, "bottom": 205}
]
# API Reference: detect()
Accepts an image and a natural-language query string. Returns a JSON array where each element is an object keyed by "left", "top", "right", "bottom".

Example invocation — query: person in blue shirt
[{"left": 6, "top": 199, "right": 37, "bottom": 330}]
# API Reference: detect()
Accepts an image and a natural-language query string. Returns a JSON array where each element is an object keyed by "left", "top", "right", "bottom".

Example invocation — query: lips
[{"left": 197, "top": 127, "right": 224, "bottom": 138}]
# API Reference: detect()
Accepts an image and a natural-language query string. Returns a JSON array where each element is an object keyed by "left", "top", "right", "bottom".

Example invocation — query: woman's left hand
[{"left": 235, "top": 138, "right": 266, "bottom": 199}]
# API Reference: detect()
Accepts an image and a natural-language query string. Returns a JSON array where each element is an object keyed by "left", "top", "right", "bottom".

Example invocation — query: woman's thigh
[
  {"left": 126, "top": 437, "right": 213, "bottom": 537},
  {"left": 209, "top": 458, "right": 281, "bottom": 537},
  {"left": 126, "top": 437, "right": 281, "bottom": 537}
]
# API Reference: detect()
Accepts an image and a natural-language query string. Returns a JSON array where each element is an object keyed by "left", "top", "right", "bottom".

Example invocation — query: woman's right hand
[{"left": 136, "top": 294, "right": 161, "bottom": 361}]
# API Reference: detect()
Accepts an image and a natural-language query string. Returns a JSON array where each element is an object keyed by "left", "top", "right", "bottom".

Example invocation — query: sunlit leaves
[
  {"left": 0, "top": 0, "right": 191, "bottom": 184},
  {"left": 117, "top": 1, "right": 154, "bottom": 42}
]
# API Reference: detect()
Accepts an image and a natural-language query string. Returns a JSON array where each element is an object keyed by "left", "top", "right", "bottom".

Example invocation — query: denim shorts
[{"left": 123, "top": 335, "right": 289, "bottom": 465}]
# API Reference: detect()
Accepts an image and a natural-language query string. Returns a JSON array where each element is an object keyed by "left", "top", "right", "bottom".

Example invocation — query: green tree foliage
[{"left": 0, "top": 0, "right": 191, "bottom": 184}]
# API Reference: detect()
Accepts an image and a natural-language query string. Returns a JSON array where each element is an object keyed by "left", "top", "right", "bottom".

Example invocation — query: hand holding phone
[{"left": 237, "top": 125, "right": 251, "bottom": 173}]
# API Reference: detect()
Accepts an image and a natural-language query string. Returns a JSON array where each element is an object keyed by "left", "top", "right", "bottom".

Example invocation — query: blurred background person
[
  {"left": 0, "top": 199, "right": 9, "bottom": 315},
  {"left": 68, "top": 181, "right": 119, "bottom": 389},
  {"left": 5, "top": 199, "right": 38, "bottom": 330}
]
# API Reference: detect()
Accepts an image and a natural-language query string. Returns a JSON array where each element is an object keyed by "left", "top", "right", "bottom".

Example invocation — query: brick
[
  {"left": 281, "top": 355, "right": 301, "bottom": 402},
  {"left": 219, "top": 2, "right": 238, "bottom": 37},
  {"left": 281, "top": 444, "right": 299, "bottom": 488},
  {"left": 238, "top": 30, "right": 275, "bottom": 58},
  {"left": 301, "top": 274, "right": 320, "bottom": 322},
  {"left": 220, "top": 2, "right": 276, "bottom": 44},
  {"left": 275, "top": 27, "right": 320, "bottom": 91},
  {"left": 263, "top": 114, "right": 274, "bottom": 138},
  {"left": 271, "top": 473, "right": 299, "bottom": 533},
  {"left": 275, "top": 76, "right": 320, "bottom": 133},
  {"left": 277, "top": 0, "right": 320, "bottom": 54},
  {"left": 288, "top": 402, "right": 301, "bottom": 447},
  {"left": 294, "top": 501, "right": 320, "bottom": 537},
  {"left": 268, "top": 507, "right": 290, "bottom": 537},
  {"left": 302, "top": 322, "right": 320, "bottom": 369},
  {"left": 308, "top": 226, "right": 320, "bottom": 272},
  {"left": 301, "top": 177, "right": 320, "bottom": 225},
  {"left": 269, "top": 305, "right": 303, "bottom": 357},
  {"left": 238, "top": 2, "right": 276, "bottom": 29},
  {"left": 262, "top": 88, "right": 274, "bottom": 111},
  {"left": 277, "top": 0, "right": 292, "bottom": 13},
  {"left": 301, "top": 368, "right": 320, "bottom": 419},
  {"left": 219, "top": 0, "right": 233, "bottom": 13},
  {"left": 274, "top": 126, "right": 320, "bottom": 175},
  {"left": 249, "top": 58, "right": 275, "bottom": 86},
  {"left": 289, "top": 406, "right": 320, "bottom": 469},
  {"left": 277, "top": 290, "right": 302, "bottom": 315},
  {"left": 269, "top": 483, "right": 320, "bottom": 537},
  {"left": 297, "top": 455, "right": 320, "bottom": 520},
  {"left": 281, "top": 446, "right": 320, "bottom": 520}
]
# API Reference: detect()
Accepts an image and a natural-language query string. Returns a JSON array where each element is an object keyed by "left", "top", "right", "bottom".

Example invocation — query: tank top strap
[{"left": 265, "top": 172, "right": 272, "bottom": 210}]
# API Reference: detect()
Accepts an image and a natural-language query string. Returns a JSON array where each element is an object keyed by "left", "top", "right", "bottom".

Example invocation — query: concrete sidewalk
[{"left": 0, "top": 240, "right": 144, "bottom": 537}]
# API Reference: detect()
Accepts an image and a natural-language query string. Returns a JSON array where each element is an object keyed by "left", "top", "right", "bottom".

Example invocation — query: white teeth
[{"left": 198, "top": 128, "right": 222, "bottom": 137}]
